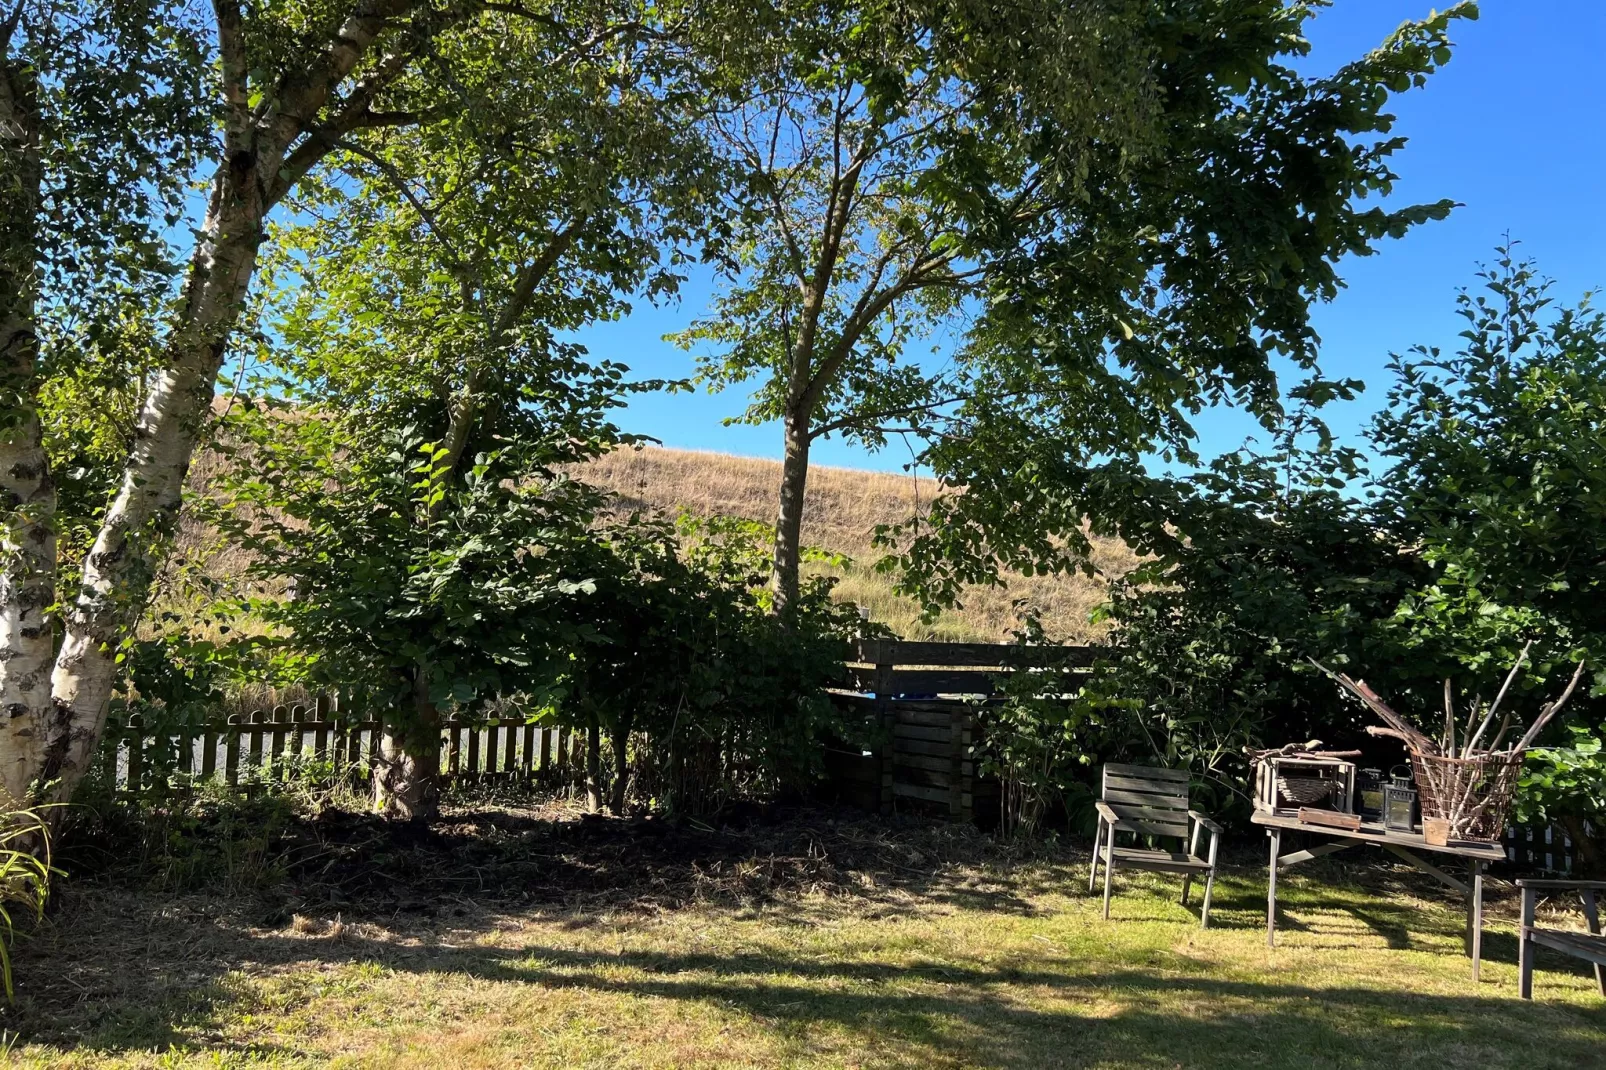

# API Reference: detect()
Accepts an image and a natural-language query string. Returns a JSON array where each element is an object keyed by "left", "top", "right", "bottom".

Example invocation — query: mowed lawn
[{"left": 6, "top": 850, "right": 1605, "bottom": 1070}]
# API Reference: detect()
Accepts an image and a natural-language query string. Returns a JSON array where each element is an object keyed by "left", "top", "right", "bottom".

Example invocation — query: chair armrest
[
  {"left": 1188, "top": 810, "right": 1223, "bottom": 835},
  {"left": 1095, "top": 800, "right": 1118, "bottom": 826},
  {"left": 1517, "top": 879, "right": 1606, "bottom": 891}
]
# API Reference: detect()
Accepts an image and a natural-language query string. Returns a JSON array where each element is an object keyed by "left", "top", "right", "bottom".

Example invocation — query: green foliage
[
  {"left": 1518, "top": 726, "right": 1606, "bottom": 829},
  {"left": 64, "top": 778, "right": 307, "bottom": 894},
  {"left": 0, "top": 808, "right": 55, "bottom": 1001},
  {"left": 1069, "top": 387, "right": 1423, "bottom": 816},
  {"left": 677, "top": 0, "right": 1159, "bottom": 443},
  {"left": 1367, "top": 250, "right": 1606, "bottom": 862},
  {"left": 214, "top": 411, "right": 608, "bottom": 720},
  {"left": 986, "top": 251, "right": 1606, "bottom": 835},
  {"left": 1374, "top": 247, "right": 1606, "bottom": 684},
  {"left": 979, "top": 622, "right": 1105, "bottom": 839},
  {"left": 112, "top": 630, "right": 230, "bottom": 726},
  {"left": 887, "top": 2, "right": 1477, "bottom": 612},
  {"left": 202, "top": 3, "right": 731, "bottom": 814},
  {"left": 552, "top": 514, "right": 865, "bottom": 812},
  {"left": 7, "top": 0, "right": 214, "bottom": 565}
]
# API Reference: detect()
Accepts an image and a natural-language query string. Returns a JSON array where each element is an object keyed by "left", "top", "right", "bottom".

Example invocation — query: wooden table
[{"left": 1253, "top": 811, "right": 1506, "bottom": 980}]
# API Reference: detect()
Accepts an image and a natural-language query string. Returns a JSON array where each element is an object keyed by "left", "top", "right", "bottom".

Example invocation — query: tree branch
[
  {"left": 333, "top": 137, "right": 469, "bottom": 274},
  {"left": 1463, "top": 640, "right": 1530, "bottom": 754},
  {"left": 800, "top": 248, "right": 960, "bottom": 414},
  {"left": 428, "top": 217, "right": 588, "bottom": 517},
  {"left": 213, "top": 0, "right": 251, "bottom": 152},
  {"left": 810, "top": 391, "right": 975, "bottom": 441},
  {"left": 1515, "top": 658, "right": 1588, "bottom": 751}
]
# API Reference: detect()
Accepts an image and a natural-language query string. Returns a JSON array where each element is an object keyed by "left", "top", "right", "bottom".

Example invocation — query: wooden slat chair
[
  {"left": 1088, "top": 763, "right": 1222, "bottom": 928},
  {"left": 1518, "top": 878, "right": 1605, "bottom": 1001}
]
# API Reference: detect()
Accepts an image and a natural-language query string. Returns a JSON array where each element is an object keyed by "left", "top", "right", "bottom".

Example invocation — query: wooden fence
[
  {"left": 823, "top": 639, "right": 1095, "bottom": 824},
  {"left": 1505, "top": 821, "right": 1589, "bottom": 874},
  {"left": 101, "top": 696, "right": 586, "bottom": 795}
]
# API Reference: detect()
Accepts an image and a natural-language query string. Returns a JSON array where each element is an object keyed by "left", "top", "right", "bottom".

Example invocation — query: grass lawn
[{"left": 4, "top": 807, "right": 1603, "bottom": 1068}]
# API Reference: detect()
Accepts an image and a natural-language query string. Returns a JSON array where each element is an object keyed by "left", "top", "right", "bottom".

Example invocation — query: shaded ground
[
  {"left": 57, "top": 796, "right": 1047, "bottom": 921},
  {"left": 7, "top": 801, "right": 1605, "bottom": 1068}
]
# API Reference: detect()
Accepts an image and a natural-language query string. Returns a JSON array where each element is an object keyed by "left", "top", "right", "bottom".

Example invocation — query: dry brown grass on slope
[{"left": 580, "top": 446, "right": 1138, "bottom": 643}]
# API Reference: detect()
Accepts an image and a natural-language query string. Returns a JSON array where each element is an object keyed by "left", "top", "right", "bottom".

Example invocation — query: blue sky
[{"left": 585, "top": 1, "right": 1606, "bottom": 475}]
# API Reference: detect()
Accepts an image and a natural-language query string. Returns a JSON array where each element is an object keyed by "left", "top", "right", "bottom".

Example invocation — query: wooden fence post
[
  {"left": 176, "top": 716, "right": 193, "bottom": 781},
  {"left": 873, "top": 648, "right": 896, "bottom": 816},
  {"left": 288, "top": 704, "right": 306, "bottom": 769},
  {"left": 201, "top": 719, "right": 218, "bottom": 781},
  {"left": 225, "top": 714, "right": 242, "bottom": 787},
  {"left": 126, "top": 713, "right": 144, "bottom": 797},
  {"left": 314, "top": 695, "right": 331, "bottom": 765},
  {"left": 247, "top": 709, "right": 265, "bottom": 779},
  {"left": 270, "top": 705, "right": 289, "bottom": 780},
  {"left": 948, "top": 708, "right": 965, "bottom": 819}
]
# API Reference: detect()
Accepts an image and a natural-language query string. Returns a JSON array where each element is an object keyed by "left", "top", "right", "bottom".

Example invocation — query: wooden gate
[{"left": 826, "top": 639, "right": 1094, "bottom": 823}]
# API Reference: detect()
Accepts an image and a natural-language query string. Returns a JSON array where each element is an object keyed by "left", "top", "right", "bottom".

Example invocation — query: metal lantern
[{"left": 1382, "top": 767, "right": 1418, "bottom": 832}]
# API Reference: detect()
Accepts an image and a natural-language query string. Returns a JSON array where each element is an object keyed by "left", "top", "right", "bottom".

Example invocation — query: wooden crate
[{"left": 1253, "top": 755, "right": 1356, "bottom": 815}]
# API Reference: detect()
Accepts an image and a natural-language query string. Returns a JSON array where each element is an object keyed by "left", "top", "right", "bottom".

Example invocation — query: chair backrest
[{"left": 1101, "top": 763, "right": 1192, "bottom": 839}]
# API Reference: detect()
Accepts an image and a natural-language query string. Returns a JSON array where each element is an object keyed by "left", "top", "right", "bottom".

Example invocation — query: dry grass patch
[
  {"left": 582, "top": 446, "right": 1138, "bottom": 642},
  {"left": 167, "top": 443, "right": 1134, "bottom": 645}
]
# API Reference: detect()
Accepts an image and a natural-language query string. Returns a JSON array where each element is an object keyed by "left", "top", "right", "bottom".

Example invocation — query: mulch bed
[{"left": 55, "top": 795, "right": 1035, "bottom": 923}]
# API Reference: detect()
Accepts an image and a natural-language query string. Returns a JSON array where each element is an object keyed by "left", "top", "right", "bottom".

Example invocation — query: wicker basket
[
  {"left": 1276, "top": 775, "right": 1338, "bottom": 806},
  {"left": 1409, "top": 749, "right": 1525, "bottom": 843}
]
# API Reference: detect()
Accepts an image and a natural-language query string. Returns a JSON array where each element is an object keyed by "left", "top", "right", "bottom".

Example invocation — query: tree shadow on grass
[
  {"left": 7, "top": 880, "right": 1605, "bottom": 1068},
  {"left": 18, "top": 807, "right": 1603, "bottom": 1065}
]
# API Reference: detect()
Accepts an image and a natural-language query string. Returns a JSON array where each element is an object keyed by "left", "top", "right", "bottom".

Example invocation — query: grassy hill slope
[{"left": 581, "top": 446, "right": 1135, "bottom": 642}]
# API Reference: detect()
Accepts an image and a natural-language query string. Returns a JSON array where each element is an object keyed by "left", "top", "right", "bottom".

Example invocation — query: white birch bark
[
  {"left": 34, "top": 0, "right": 414, "bottom": 803},
  {"left": 0, "top": 28, "right": 55, "bottom": 807}
]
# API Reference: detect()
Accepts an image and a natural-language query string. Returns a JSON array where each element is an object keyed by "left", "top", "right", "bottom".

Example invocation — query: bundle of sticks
[
  {"left": 1311, "top": 647, "right": 1587, "bottom": 838},
  {"left": 1311, "top": 644, "right": 1586, "bottom": 759}
]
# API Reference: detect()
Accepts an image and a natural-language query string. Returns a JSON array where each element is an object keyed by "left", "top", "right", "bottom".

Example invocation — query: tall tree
[
  {"left": 674, "top": 0, "right": 1160, "bottom": 615},
  {"left": 220, "top": 8, "right": 719, "bottom": 820},
  {"left": 1374, "top": 248, "right": 1606, "bottom": 676},
  {"left": 1, "top": 0, "right": 210, "bottom": 806},
  {"left": 0, "top": 0, "right": 687, "bottom": 810},
  {"left": 887, "top": 1, "right": 1477, "bottom": 616}
]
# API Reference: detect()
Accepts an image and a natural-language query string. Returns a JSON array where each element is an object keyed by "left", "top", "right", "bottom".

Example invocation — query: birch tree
[
  {"left": 2, "top": 0, "right": 210, "bottom": 808},
  {"left": 0, "top": 0, "right": 682, "bottom": 812}
]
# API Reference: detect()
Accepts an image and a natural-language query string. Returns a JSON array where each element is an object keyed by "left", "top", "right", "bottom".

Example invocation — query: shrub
[
  {"left": 0, "top": 809, "right": 55, "bottom": 1000},
  {"left": 1517, "top": 726, "right": 1606, "bottom": 875},
  {"left": 551, "top": 513, "right": 866, "bottom": 815}
]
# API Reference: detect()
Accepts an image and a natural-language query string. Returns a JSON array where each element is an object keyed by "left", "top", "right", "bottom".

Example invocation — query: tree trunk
[
  {"left": 584, "top": 718, "right": 602, "bottom": 813},
  {"left": 374, "top": 675, "right": 441, "bottom": 821},
  {"left": 608, "top": 717, "right": 631, "bottom": 815},
  {"left": 770, "top": 411, "right": 811, "bottom": 617},
  {"left": 42, "top": 160, "right": 270, "bottom": 804},
  {"left": 0, "top": 45, "right": 54, "bottom": 808},
  {"left": 25, "top": 2, "right": 405, "bottom": 809}
]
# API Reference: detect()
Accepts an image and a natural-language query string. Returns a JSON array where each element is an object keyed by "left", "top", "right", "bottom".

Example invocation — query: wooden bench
[
  {"left": 1088, "top": 763, "right": 1221, "bottom": 928},
  {"left": 1518, "top": 878, "right": 1605, "bottom": 1000}
]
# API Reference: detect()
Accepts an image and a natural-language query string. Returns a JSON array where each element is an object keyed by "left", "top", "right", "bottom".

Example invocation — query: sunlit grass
[{"left": 8, "top": 862, "right": 1603, "bottom": 1068}]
